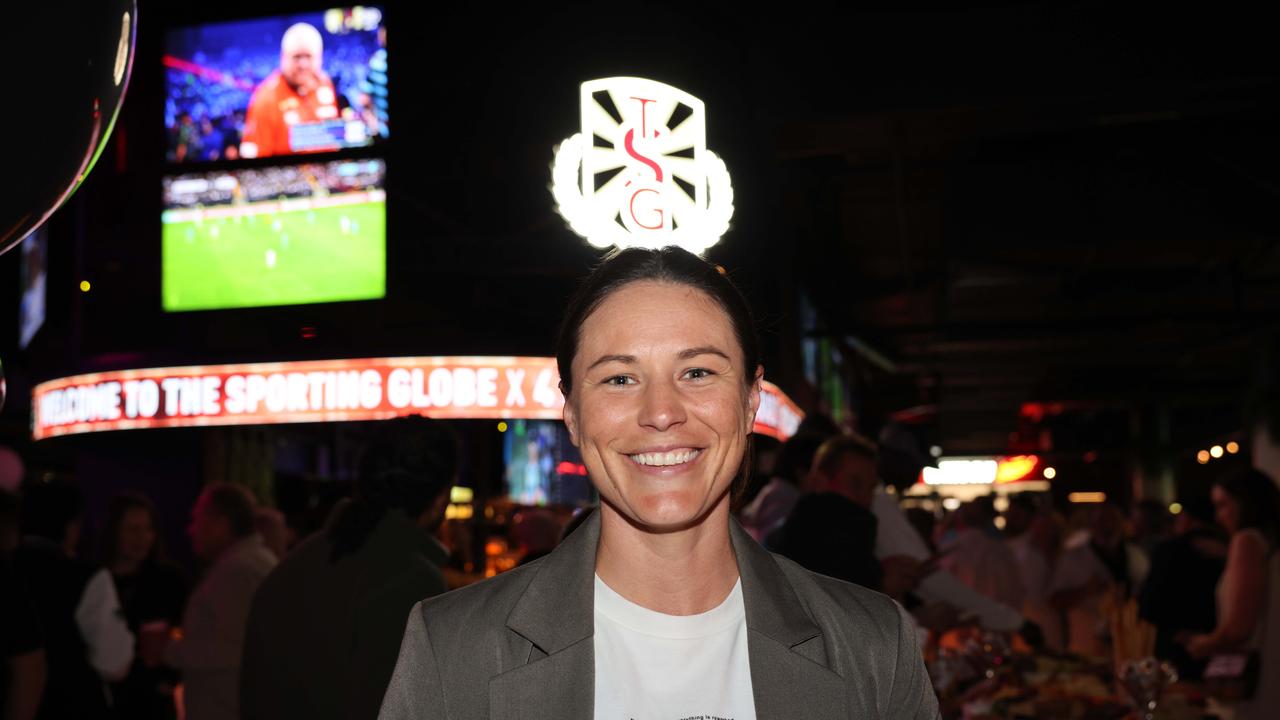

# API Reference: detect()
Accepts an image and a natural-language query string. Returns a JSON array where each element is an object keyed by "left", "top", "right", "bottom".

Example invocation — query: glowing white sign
[
  {"left": 551, "top": 77, "right": 734, "bottom": 255},
  {"left": 922, "top": 458, "right": 999, "bottom": 486}
]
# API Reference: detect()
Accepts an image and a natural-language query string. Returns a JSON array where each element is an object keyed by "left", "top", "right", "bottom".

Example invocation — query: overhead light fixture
[
  {"left": 1196, "top": 450, "right": 1210, "bottom": 465},
  {"left": 1043, "top": 466, "right": 1057, "bottom": 480},
  {"left": 1226, "top": 441, "right": 1240, "bottom": 455},
  {"left": 1068, "top": 492, "right": 1107, "bottom": 504},
  {"left": 1210, "top": 445, "right": 1224, "bottom": 459}
]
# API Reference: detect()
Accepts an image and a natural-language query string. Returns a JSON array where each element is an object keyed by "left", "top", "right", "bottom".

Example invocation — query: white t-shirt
[{"left": 593, "top": 575, "right": 756, "bottom": 720}]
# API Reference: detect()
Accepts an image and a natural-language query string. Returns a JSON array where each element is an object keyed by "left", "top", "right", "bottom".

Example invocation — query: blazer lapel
[
  {"left": 489, "top": 510, "right": 600, "bottom": 720},
  {"left": 732, "top": 519, "right": 850, "bottom": 719},
  {"left": 488, "top": 637, "right": 593, "bottom": 720}
]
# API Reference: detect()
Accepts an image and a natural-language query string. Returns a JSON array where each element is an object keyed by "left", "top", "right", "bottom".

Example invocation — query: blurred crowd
[{"left": 2, "top": 416, "right": 1277, "bottom": 720}]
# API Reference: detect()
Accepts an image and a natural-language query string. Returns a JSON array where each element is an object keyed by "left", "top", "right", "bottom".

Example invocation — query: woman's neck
[{"left": 594, "top": 500, "right": 740, "bottom": 616}]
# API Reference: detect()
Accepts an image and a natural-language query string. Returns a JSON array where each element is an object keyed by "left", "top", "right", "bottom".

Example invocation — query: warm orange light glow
[
  {"left": 1196, "top": 450, "right": 1210, "bottom": 464},
  {"left": 1210, "top": 445, "right": 1224, "bottom": 459},
  {"left": 1043, "top": 467, "right": 1057, "bottom": 480},
  {"left": 1226, "top": 441, "right": 1240, "bottom": 455},
  {"left": 1068, "top": 492, "right": 1107, "bottom": 504},
  {"left": 995, "top": 455, "right": 1039, "bottom": 484}
]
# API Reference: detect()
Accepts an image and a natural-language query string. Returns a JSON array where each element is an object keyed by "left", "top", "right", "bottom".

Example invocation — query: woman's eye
[
  {"left": 604, "top": 375, "right": 633, "bottom": 386},
  {"left": 684, "top": 368, "right": 714, "bottom": 380}
]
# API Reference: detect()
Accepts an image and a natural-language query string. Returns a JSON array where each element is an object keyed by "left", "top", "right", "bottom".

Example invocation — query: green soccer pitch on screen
[{"left": 161, "top": 159, "right": 386, "bottom": 312}]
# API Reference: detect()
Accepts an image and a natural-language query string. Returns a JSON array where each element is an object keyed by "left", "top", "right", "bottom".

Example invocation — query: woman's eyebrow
[
  {"left": 678, "top": 346, "right": 731, "bottom": 361},
  {"left": 586, "top": 354, "right": 637, "bottom": 372}
]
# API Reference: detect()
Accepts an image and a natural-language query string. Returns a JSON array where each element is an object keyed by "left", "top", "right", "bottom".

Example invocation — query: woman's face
[
  {"left": 563, "top": 281, "right": 762, "bottom": 532},
  {"left": 117, "top": 506, "right": 156, "bottom": 566},
  {"left": 1211, "top": 485, "right": 1240, "bottom": 534}
]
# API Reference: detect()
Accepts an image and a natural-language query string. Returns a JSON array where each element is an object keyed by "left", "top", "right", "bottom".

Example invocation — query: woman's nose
[{"left": 637, "top": 377, "right": 686, "bottom": 431}]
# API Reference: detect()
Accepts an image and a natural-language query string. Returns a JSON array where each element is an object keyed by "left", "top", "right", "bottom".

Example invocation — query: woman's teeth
[{"left": 629, "top": 449, "right": 701, "bottom": 467}]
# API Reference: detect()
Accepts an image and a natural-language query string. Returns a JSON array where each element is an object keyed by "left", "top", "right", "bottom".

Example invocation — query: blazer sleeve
[
  {"left": 888, "top": 602, "right": 942, "bottom": 720},
  {"left": 379, "top": 602, "right": 447, "bottom": 720}
]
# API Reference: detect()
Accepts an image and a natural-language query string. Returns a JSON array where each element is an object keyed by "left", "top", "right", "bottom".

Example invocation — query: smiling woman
[{"left": 379, "top": 247, "right": 941, "bottom": 720}]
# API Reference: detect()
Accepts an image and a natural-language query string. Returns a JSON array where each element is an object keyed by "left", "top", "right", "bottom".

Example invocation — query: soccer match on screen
[
  {"left": 161, "top": 159, "right": 387, "bottom": 312},
  {"left": 164, "top": 6, "right": 387, "bottom": 162}
]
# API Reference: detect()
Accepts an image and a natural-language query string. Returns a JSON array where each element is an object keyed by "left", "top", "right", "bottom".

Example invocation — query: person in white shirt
[
  {"left": 381, "top": 247, "right": 940, "bottom": 719},
  {"left": 872, "top": 485, "right": 1027, "bottom": 633},
  {"left": 937, "top": 499, "right": 1024, "bottom": 610},
  {"left": 164, "top": 483, "right": 277, "bottom": 720}
]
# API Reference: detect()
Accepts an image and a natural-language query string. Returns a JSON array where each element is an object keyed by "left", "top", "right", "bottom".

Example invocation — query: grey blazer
[{"left": 379, "top": 509, "right": 941, "bottom": 719}]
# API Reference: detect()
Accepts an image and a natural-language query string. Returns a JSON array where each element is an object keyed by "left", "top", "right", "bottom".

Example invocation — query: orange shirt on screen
[{"left": 241, "top": 71, "right": 340, "bottom": 158}]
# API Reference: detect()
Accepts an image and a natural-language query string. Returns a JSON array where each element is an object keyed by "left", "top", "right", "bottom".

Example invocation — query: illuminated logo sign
[
  {"left": 551, "top": 77, "right": 734, "bottom": 255},
  {"left": 32, "top": 356, "right": 800, "bottom": 441}
]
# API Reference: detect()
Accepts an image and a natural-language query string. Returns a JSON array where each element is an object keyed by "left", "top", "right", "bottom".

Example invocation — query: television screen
[
  {"left": 164, "top": 7, "right": 387, "bottom": 162},
  {"left": 504, "top": 420, "right": 594, "bottom": 507},
  {"left": 162, "top": 158, "right": 386, "bottom": 311},
  {"left": 18, "top": 228, "right": 47, "bottom": 349}
]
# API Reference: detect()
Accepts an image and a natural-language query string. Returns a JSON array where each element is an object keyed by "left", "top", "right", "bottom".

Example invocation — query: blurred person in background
[
  {"left": 1184, "top": 469, "right": 1280, "bottom": 720},
  {"left": 739, "top": 431, "right": 827, "bottom": 545},
  {"left": 100, "top": 492, "right": 189, "bottom": 720},
  {"left": 872, "top": 461, "right": 1031, "bottom": 637},
  {"left": 1049, "top": 503, "right": 1149, "bottom": 657},
  {"left": 1005, "top": 499, "right": 1066, "bottom": 650},
  {"left": 2, "top": 489, "right": 45, "bottom": 720},
  {"left": 769, "top": 434, "right": 890, "bottom": 594},
  {"left": 164, "top": 483, "right": 275, "bottom": 720},
  {"left": 241, "top": 417, "right": 457, "bottom": 720},
  {"left": 1130, "top": 498, "right": 1174, "bottom": 557},
  {"left": 1139, "top": 495, "right": 1226, "bottom": 679},
  {"left": 938, "top": 497, "right": 1023, "bottom": 610},
  {"left": 14, "top": 479, "right": 133, "bottom": 720}
]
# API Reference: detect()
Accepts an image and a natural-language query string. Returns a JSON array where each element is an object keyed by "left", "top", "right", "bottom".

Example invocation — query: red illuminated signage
[{"left": 33, "top": 357, "right": 803, "bottom": 442}]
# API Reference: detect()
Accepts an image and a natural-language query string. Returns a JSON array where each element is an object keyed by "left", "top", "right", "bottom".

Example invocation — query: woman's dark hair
[
  {"left": 329, "top": 416, "right": 458, "bottom": 562},
  {"left": 555, "top": 246, "right": 762, "bottom": 504},
  {"left": 100, "top": 491, "right": 163, "bottom": 567},
  {"left": 1215, "top": 468, "right": 1280, "bottom": 547},
  {"left": 555, "top": 246, "right": 761, "bottom": 396}
]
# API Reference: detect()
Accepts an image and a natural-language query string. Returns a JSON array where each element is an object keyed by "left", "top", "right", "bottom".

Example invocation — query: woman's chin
[{"left": 608, "top": 493, "right": 725, "bottom": 533}]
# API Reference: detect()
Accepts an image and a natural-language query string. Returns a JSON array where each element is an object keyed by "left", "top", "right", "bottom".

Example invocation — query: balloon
[{"left": 0, "top": 1, "right": 138, "bottom": 256}]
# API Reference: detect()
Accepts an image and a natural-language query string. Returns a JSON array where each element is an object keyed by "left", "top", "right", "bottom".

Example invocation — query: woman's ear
[
  {"left": 563, "top": 395, "right": 580, "bottom": 447},
  {"left": 745, "top": 365, "right": 764, "bottom": 434}
]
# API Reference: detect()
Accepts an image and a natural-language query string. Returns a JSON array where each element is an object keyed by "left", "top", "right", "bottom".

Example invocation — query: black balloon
[{"left": 0, "top": 1, "right": 137, "bottom": 256}]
